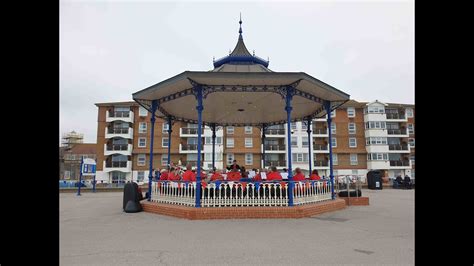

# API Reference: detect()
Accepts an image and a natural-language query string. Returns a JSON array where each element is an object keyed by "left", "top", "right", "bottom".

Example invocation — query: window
[
  {"left": 137, "top": 171, "right": 145, "bottom": 182},
  {"left": 292, "top": 153, "right": 308, "bottom": 163},
  {"left": 162, "top": 123, "right": 169, "bottom": 133},
  {"left": 227, "top": 153, "right": 234, "bottom": 165},
  {"left": 366, "top": 121, "right": 386, "bottom": 129},
  {"left": 187, "top": 137, "right": 198, "bottom": 145},
  {"left": 291, "top": 123, "right": 297, "bottom": 130},
  {"left": 245, "top": 138, "right": 253, "bottom": 148},
  {"left": 139, "top": 106, "right": 148, "bottom": 117},
  {"left": 331, "top": 138, "right": 337, "bottom": 147},
  {"left": 331, "top": 124, "right": 336, "bottom": 134},
  {"left": 301, "top": 122, "right": 307, "bottom": 130},
  {"left": 137, "top": 154, "right": 146, "bottom": 166},
  {"left": 348, "top": 123, "right": 356, "bottom": 134},
  {"left": 302, "top": 137, "right": 309, "bottom": 147},
  {"left": 139, "top": 122, "right": 147, "bottom": 133},
  {"left": 332, "top": 154, "right": 338, "bottom": 165},
  {"left": 366, "top": 137, "right": 388, "bottom": 145},
  {"left": 162, "top": 137, "right": 169, "bottom": 148},
  {"left": 367, "top": 153, "right": 388, "bottom": 161},
  {"left": 408, "top": 124, "right": 414, "bottom": 134},
  {"left": 352, "top": 170, "right": 358, "bottom": 175},
  {"left": 406, "top": 108, "right": 414, "bottom": 118},
  {"left": 347, "top": 107, "right": 355, "bottom": 117},
  {"left": 205, "top": 153, "right": 223, "bottom": 161},
  {"left": 350, "top": 154, "right": 358, "bottom": 165},
  {"left": 226, "top": 126, "right": 234, "bottom": 134},
  {"left": 244, "top": 126, "right": 252, "bottom": 134},
  {"left": 205, "top": 137, "right": 222, "bottom": 145},
  {"left": 245, "top": 153, "right": 253, "bottom": 165},
  {"left": 226, "top": 138, "right": 234, "bottom": 148},
  {"left": 409, "top": 138, "right": 415, "bottom": 147},
  {"left": 410, "top": 155, "right": 415, "bottom": 164},
  {"left": 367, "top": 106, "right": 385, "bottom": 114},
  {"left": 161, "top": 155, "right": 168, "bottom": 166},
  {"left": 138, "top": 138, "right": 146, "bottom": 147},
  {"left": 349, "top": 138, "right": 357, "bottom": 148},
  {"left": 187, "top": 154, "right": 198, "bottom": 162},
  {"left": 331, "top": 110, "right": 336, "bottom": 117},
  {"left": 291, "top": 137, "right": 298, "bottom": 147}
]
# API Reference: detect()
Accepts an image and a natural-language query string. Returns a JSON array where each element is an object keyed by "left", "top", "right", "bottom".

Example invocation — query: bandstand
[{"left": 132, "top": 18, "right": 351, "bottom": 219}]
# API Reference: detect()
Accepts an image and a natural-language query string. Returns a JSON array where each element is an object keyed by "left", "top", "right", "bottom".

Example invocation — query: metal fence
[{"left": 151, "top": 180, "right": 332, "bottom": 207}]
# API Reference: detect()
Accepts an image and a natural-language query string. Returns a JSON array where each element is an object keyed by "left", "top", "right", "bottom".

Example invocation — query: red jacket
[
  {"left": 266, "top": 171, "right": 282, "bottom": 181},
  {"left": 182, "top": 170, "right": 196, "bottom": 182},
  {"left": 309, "top": 174, "right": 321, "bottom": 181},
  {"left": 159, "top": 172, "right": 169, "bottom": 180},
  {"left": 168, "top": 171, "right": 180, "bottom": 181},
  {"left": 293, "top": 172, "right": 306, "bottom": 181},
  {"left": 227, "top": 171, "right": 242, "bottom": 181},
  {"left": 210, "top": 173, "right": 224, "bottom": 181}
]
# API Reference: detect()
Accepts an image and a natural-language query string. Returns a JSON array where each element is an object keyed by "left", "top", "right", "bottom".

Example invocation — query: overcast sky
[{"left": 60, "top": 0, "right": 414, "bottom": 144}]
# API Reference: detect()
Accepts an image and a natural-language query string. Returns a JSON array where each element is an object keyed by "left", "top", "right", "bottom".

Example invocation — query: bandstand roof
[{"left": 133, "top": 19, "right": 350, "bottom": 127}]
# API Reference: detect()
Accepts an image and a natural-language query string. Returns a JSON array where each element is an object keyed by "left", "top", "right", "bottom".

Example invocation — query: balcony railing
[
  {"left": 386, "top": 113, "right": 406, "bottom": 119},
  {"left": 264, "top": 144, "right": 286, "bottom": 151},
  {"left": 107, "top": 128, "right": 129, "bottom": 134},
  {"left": 264, "top": 129, "right": 285, "bottom": 135},
  {"left": 312, "top": 128, "right": 328, "bottom": 135},
  {"left": 387, "top": 129, "right": 407, "bottom": 135},
  {"left": 264, "top": 160, "right": 286, "bottom": 167},
  {"left": 109, "top": 111, "right": 130, "bottom": 118},
  {"left": 314, "top": 160, "right": 329, "bottom": 167},
  {"left": 106, "top": 144, "right": 128, "bottom": 151},
  {"left": 181, "top": 144, "right": 198, "bottom": 151},
  {"left": 106, "top": 161, "right": 128, "bottom": 168},
  {"left": 313, "top": 144, "right": 328, "bottom": 150},
  {"left": 151, "top": 180, "right": 332, "bottom": 207},
  {"left": 181, "top": 128, "right": 204, "bottom": 135},
  {"left": 389, "top": 160, "right": 410, "bottom": 166},
  {"left": 388, "top": 144, "right": 409, "bottom": 151}
]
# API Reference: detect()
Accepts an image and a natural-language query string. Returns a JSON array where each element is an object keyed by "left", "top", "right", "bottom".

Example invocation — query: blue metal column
[
  {"left": 306, "top": 118, "right": 312, "bottom": 175},
  {"left": 211, "top": 123, "right": 216, "bottom": 171},
  {"left": 77, "top": 156, "right": 83, "bottom": 196},
  {"left": 325, "top": 101, "right": 335, "bottom": 200},
  {"left": 261, "top": 124, "right": 266, "bottom": 169},
  {"left": 92, "top": 173, "right": 96, "bottom": 193},
  {"left": 148, "top": 100, "right": 158, "bottom": 201},
  {"left": 194, "top": 85, "right": 203, "bottom": 207},
  {"left": 167, "top": 116, "right": 172, "bottom": 166},
  {"left": 285, "top": 86, "right": 295, "bottom": 206}
]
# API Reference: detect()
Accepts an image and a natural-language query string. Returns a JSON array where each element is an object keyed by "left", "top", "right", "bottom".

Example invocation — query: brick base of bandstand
[
  {"left": 338, "top": 196, "right": 370, "bottom": 206},
  {"left": 141, "top": 199, "right": 347, "bottom": 220}
]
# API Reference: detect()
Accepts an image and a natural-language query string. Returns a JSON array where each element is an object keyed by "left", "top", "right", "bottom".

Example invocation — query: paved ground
[{"left": 60, "top": 189, "right": 414, "bottom": 265}]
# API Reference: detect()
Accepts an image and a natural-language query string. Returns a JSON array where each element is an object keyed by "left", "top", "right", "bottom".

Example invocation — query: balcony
[
  {"left": 264, "top": 160, "right": 286, "bottom": 167},
  {"left": 313, "top": 160, "right": 329, "bottom": 168},
  {"left": 179, "top": 143, "right": 198, "bottom": 153},
  {"left": 387, "top": 129, "right": 408, "bottom": 137},
  {"left": 389, "top": 160, "right": 411, "bottom": 168},
  {"left": 103, "top": 161, "right": 131, "bottom": 172},
  {"left": 106, "top": 110, "right": 134, "bottom": 123},
  {"left": 180, "top": 128, "right": 204, "bottom": 137},
  {"left": 264, "top": 144, "right": 286, "bottom": 152},
  {"left": 104, "top": 144, "right": 132, "bottom": 156},
  {"left": 264, "top": 129, "right": 285, "bottom": 136},
  {"left": 313, "top": 144, "right": 329, "bottom": 153},
  {"left": 312, "top": 128, "right": 328, "bottom": 137},
  {"left": 105, "top": 127, "right": 133, "bottom": 139},
  {"left": 386, "top": 113, "right": 407, "bottom": 121},
  {"left": 388, "top": 144, "right": 410, "bottom": 152}
]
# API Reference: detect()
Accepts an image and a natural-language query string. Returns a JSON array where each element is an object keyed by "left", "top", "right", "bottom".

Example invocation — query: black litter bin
[
  {"left": 367, "top": 170, "right": 383, "bottom": 190},
  {"left": 123, "top": 182, "right": 143, "bottom": 213}
]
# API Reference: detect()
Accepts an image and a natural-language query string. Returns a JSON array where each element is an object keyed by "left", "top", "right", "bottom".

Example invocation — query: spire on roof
[{"left": 239, "top": 13, "right": 242, "bottom": 38}]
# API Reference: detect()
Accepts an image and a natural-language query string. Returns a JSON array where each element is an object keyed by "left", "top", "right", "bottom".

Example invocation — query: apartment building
[{"left": 95, "top": 100, "right": 414, "bottom": 183}]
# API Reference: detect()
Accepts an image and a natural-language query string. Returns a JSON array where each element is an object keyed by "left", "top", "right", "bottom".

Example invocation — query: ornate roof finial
[{"left": 239, "top": 13, "right": 243, "bottom": 36}]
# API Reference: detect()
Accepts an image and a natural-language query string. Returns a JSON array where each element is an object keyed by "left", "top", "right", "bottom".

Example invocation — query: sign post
[{"left": 79, "top": 158, "right": 97, "bottom": 195}]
